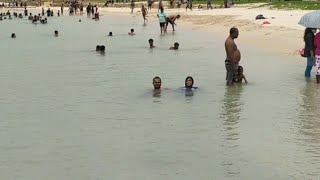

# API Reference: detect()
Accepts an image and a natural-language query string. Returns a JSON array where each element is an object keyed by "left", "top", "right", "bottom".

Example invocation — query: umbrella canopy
[{"left": 298, "top": 11, "right": 320, "bottom": 29}]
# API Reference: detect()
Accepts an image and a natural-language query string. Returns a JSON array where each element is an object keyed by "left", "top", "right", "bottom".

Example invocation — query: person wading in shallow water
[{"left": 225, "top": 27, "right": 241, "bottom": 86}]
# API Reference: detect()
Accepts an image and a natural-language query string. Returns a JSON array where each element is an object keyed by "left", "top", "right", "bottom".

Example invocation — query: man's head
[
  {"left": 229, "top": 27, "right": 239, "bottom": 39},
  {"left": 54, "top": 30, "right": 58, "bottom": 36},
  {"left": 130, "top": 28, "right": 134, "bottom": 33},
  {"left": 153, "top": 76, "right": 162, "bottom": 89},
  {"left": 176, "top": 14, "right": 180, "bottom": 19},
  {"left": 109, "top": 32, "right": 113, "bottom": 36}
]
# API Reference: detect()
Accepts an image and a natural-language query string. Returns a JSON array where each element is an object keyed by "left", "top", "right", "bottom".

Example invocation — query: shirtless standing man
[{"left": 225, "top": 27, "right": 241, "bottom": 85}]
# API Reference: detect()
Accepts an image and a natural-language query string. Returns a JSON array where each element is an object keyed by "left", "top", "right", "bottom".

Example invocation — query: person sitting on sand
[
  {"left": 149, "top": 38, "right": 155, "bottom": 48},
  {"left": 235, "top": 66, "right": 248, "bottom": 83},
  {"left": 170, "top": 42, "right": 179, "bottom": 50},
  {"left": 128, "top": 28, "right": 136, "bottom": 36},
  {"left": 165, "top": 14, "right": 180, "bottom": 33}
]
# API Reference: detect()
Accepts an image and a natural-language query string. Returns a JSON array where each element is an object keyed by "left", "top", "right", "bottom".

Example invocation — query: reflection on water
[
  {"left": 295, "top": 82, "right": 320, "bottom": 178},
  {"left": 220, "top": 85, "right": 244, "bottom": 177},
  {"left": 152, "top": 89, "right": 161, "bottom": 98}
]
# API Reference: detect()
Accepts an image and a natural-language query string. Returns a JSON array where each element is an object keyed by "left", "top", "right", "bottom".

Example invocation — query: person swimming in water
[
  {"left": 170, "top": 42, "right": 179, "bottom": 50},
  {"left": 108, "top": 32, "right": 113, "bottom": 36},
  {"left": 11, "top": 33, "right": 16, "bottom": 38},
  {"left": 185, "top": 76, "right": 197, "bottom": 89},
  {"left": 153, "top": 76, "right": 161, "bottom": 90},
  {"left": 128, "top": 28, "right": 136, "bottom": 36},
  {"left": 149, "top": 38, "right": 155, "bottom": 48},
  {"left": 54, "top": 30, "right": 59, "bottom": 36}
]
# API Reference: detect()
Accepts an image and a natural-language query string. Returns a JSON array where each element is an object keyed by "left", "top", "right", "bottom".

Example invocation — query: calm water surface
[{"left": 0, "top": 9, "right": 320, "bottom": 180}]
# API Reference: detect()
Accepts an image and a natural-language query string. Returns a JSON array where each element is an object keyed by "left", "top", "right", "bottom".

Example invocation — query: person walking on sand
[
  {"left": 157, "top": 7, "right": 166, "bottom": 35},
  {"left": 130, "top": 0, "right": 135, "bottom": 13},
  {"left": 303, "top": 28, "right": 316, "bottom": 78},
  {"left": 158, "top": 0, "right": 163, "bottom": 12},
  {"left": 141, "top": 5, "right": 148, "bottom": 22},
  {"left": 225, "top": 27, "right": 241, "bottom": 86},
  {"left": 186, "top": 0, "right": 192, "bottom": 11},
  {"left": 147, "top": 0, "right": 152, "bottom": 10}
]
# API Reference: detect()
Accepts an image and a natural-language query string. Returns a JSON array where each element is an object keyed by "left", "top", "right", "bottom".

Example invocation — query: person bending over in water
[
  {"left": 149, "top": 38, "right": 155, "bottom": 48},
  {"left": 153, "top": 76, "right": 162, "bottom": 90},
  {"left": 170, "top": 42, "right": 179, "bottom": 50},
  {"left": 128, "top": 28, "right": 136, "bottom": 36},
  {"left": 165, "top": 14, "right": 180, "bottom": 33},
  {"left": 235, "top": 66, "right": 247, "bottom": 84}
]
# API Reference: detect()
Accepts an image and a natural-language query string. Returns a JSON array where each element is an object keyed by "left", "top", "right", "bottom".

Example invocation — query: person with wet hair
[
  {"left": 153, "top": 76, "right": 162, "bottom": 90},
  {"left": 54, "top": 30, "right": 58, "bottom": 36},
  {"left": 128, "top": 28, "right": 135, "bottom": 36},
  {"left": 11, "top": 33, "right": 16, "bottom": 38},
  {"left": 185, "top": 76, "right": 194, "bottom": 88},
  {"left": 170, "top": 42, "right": 179, "bottom": 50},
  {"left": 149, "top": 39, "right": 155, "bottom": 48},
  {"left": 108, "top": 32, "right": 113, "bottom": 36}
]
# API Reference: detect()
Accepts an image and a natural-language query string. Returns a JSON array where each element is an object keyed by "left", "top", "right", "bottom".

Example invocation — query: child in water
[{"left": 235, "top": 66, "right": 248, "bottom": 84}]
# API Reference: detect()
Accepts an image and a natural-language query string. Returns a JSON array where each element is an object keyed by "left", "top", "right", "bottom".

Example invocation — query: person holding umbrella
[
  {"left": 303, "top": 28, "right": 316, "bottom": 78},
  {"left": 298, "top": 11, "right": 320, "bottom": 78}
]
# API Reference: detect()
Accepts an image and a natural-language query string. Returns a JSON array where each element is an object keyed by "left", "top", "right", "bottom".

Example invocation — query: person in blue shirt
[{"left": 157, "top": 7, "right": 166, "bottom": 35}]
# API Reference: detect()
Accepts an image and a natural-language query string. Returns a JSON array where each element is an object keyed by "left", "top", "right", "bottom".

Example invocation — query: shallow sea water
[{"left": 0, "top": 8, "right": 320, "bottom": 180}]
